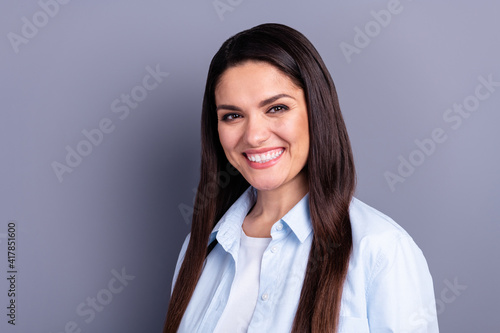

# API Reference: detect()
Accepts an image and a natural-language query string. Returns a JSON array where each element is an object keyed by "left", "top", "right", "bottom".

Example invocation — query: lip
[
  {"left": 243, "top": 147, "right": 285, "bottom": 169},
  {"left": 243, "top": 147, "right": 285, "bottom": 155}
]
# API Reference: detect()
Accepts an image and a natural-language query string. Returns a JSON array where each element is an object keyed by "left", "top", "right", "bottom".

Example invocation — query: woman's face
[{"left": 215, "top": 60, "right": 309, "bottom": 192}]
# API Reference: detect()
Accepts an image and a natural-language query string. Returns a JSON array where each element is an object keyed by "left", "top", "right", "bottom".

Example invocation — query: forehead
[{"left": 215, "top": 61, "right": 301, "bottom": 103}]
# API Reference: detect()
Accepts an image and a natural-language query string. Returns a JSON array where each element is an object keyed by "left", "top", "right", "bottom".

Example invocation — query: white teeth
[{"left": 246, "top": 149, "right": 284, "bottom": 163}]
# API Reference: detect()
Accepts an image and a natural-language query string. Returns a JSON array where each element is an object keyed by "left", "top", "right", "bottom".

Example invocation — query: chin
[{"left": 246, "top": 178, "right": 284, "bottom": 192}]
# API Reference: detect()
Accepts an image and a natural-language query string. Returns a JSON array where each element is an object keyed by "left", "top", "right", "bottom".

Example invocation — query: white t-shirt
[{"left": 213, "top": 228, "right": 272, "bottom": 333}]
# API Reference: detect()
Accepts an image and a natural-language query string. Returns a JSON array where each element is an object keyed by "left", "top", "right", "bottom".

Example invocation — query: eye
[
  {"left": 221, "top": 113, "right": 241, "bottom": 121},
  {"left": 268, "top": 105, "right": 289, "bottom": 113}
]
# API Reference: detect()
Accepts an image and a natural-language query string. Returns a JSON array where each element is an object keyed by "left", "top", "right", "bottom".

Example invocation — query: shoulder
[
  {"left": 349, "top": 197, "right": 414, "bottom": 250},
  {"left": 171, "top": 232, "right": 191, "bottom": 294},
  {"left": 345, "top": 198, "right": 438, "bottom": 331},
  {"left": 176, "top": 232, "right": 191, "bottom": 266},
  {"left": 348, "top": 197, "right": 426, "bottom": 278}
]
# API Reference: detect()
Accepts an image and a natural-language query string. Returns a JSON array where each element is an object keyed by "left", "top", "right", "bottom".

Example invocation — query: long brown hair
[{"left": 164, "top": 23, "right": 356, "bottom": 332}]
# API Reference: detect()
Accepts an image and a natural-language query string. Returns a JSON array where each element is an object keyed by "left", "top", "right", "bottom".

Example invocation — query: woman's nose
[{"left": 244, "top": 114, "right": 270, "bottom": 147}]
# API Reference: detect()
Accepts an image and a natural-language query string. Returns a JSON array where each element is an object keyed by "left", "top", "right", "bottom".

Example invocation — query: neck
[{"left": 244, "top": 169, "right": 309, "bottom": 237}]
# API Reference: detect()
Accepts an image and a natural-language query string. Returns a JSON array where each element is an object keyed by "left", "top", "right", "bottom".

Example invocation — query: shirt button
[
  {"left": 276, "top": 223, "right": 283, "bottom": 231},
  {"left": 271, "top": 246, "right": 278, "bottom": 253},
  {"left": 261, "top": 293, "right": 269, "bottom": 301}
]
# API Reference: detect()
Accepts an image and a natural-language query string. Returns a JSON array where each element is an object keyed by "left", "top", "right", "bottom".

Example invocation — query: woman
[{"left": 164, "top": 23, "right": 438, "bottom": 332}]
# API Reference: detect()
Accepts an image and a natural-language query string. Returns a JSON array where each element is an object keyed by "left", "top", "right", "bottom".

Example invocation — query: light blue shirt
[{"left": 172, "top": 186, "right": 439, "bottom": 332}]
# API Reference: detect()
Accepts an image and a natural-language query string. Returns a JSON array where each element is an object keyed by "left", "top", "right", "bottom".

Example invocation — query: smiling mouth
[{"left": 244, "top": 148, "right": 285, "bottom": 164}]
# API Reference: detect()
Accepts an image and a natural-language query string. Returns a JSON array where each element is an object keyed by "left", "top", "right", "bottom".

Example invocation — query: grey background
[{"left": 1, "top": 0, "right": 499, "bottom": 332}]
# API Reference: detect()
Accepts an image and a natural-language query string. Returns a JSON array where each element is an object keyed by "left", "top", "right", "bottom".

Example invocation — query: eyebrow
[{"left": 216, "top": 93, "right": 295, "bottom": 112}]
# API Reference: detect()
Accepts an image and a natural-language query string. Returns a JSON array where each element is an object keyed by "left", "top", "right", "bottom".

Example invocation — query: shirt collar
[
  {"left": 210, "top": 186, "right": 256, "bottom": 253},
  {"left": 210, "top": 186, "right": 312, "bottom": 246}
]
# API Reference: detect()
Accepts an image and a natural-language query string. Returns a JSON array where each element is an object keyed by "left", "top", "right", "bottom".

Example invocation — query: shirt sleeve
[
  {"left": 171, "top": 232, "right": 191, "bottom": 296},
  {"left": 366, "top": 233, "right": 439, "bottom": 332}
]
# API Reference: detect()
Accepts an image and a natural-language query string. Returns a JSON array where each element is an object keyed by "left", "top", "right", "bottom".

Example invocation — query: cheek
[
  {"left": 281, "top": 115, "right": 309, "bottom": 151},
  {"left": 218, "top": 126, "right": 238, "bottom": 155},
  {"left": 295, "top": 131, "right": 310, "bottom": 161},
  {"left": 297, "top": 113, "right": 310, "bottom": 152}
]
